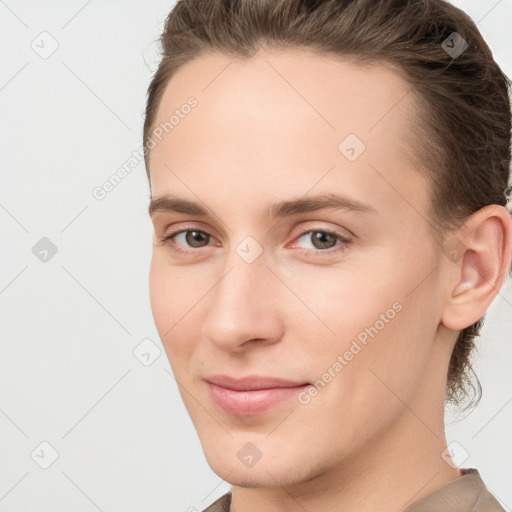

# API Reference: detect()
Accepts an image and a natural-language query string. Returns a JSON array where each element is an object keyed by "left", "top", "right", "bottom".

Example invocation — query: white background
[{"left": 0, "top": 1, "right": 511, "bottom": 511}]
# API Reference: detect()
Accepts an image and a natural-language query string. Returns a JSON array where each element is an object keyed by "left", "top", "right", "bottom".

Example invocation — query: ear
[{"left": 441, "top": 205, "right": 512, "bottom": 331}]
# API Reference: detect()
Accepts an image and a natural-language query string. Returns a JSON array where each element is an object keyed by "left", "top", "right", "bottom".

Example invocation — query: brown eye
[
  {"left": 309, "top": 231, "right": 338, "bottom": 250},
  {"left": 292, "top": 228, "right": 352, "bottom": 257},
  {"left": 184, "top": 230, "right": 210, "bottom": 248},
  {"left": 296, "top": 230, "right": 345, "bottom": 250},
  {"left": 160, "top": 228, "right": 214, "bottom": 255}
]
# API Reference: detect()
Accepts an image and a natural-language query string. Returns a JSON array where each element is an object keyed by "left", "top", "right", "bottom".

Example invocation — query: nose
[{"left": 201, "top": 250, "right": 284, "bottom": 352}]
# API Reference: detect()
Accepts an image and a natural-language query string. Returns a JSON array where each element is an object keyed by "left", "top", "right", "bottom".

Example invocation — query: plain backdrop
[{"left": 0, "top": 1, "right": 511, "bottom": 511}]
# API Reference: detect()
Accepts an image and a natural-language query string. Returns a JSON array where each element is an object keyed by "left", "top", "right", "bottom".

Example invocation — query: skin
[{"left": 147, "top": 48, "right": 512, "bottom": 512}]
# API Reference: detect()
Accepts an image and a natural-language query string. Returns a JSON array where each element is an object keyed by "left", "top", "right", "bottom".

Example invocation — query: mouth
[{"left": 204, "top": 375, "right": 311, "bottom": 416}]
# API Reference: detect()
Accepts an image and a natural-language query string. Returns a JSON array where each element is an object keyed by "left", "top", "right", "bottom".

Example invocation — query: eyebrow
[{"left": 148, "top": 193, "right": 378, "bottom": 220}]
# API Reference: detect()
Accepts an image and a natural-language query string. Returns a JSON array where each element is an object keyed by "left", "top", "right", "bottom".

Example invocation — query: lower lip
[{"left": 206, "top": 382, "right": 310, "bottom": 416}]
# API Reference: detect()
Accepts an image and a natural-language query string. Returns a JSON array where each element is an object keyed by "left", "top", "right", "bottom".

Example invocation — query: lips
[
  {"left": 204, "top": 374, "right": 309, "bottom": 391},
  {"left": 204, "top": 374, "right": 310, "bottom": 416}
]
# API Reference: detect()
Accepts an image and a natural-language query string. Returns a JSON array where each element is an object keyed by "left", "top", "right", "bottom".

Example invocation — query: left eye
[{"left": 294, "top": 230, "right": 350, "bottom": 251}]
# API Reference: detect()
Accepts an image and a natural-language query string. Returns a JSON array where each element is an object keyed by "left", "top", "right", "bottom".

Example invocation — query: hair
[{"left": 143, "top": 0, "right": 512, "bottom": 410}]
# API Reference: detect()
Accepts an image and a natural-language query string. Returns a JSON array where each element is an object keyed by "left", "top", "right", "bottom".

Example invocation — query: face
[{"left": 148, "top": 48, "right": 454, "bottom": 488}]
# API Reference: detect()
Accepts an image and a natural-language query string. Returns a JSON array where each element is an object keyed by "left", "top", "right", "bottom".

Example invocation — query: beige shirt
[{"left": 201, "top": 468, "right": 506, "bottom": 512}]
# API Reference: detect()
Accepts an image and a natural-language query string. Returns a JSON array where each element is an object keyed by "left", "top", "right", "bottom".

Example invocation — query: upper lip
[{"left": 204, "top": 374, "right": 309, "bottom": 391}]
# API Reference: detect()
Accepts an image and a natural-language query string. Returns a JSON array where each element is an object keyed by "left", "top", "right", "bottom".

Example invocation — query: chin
[
  {"left": 201, "top": 436, "right": 321, "bottom": 489},
  {"left": 221, "top": 470, "right": 280, "bottom": 488},
  {"left": 207, "top": 459, "right": 303, "bottom": 489}
]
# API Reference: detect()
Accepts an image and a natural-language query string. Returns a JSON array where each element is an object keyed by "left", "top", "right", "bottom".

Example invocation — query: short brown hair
[{"left": 143, "top": 0, "right": 512, "bottom": 410}]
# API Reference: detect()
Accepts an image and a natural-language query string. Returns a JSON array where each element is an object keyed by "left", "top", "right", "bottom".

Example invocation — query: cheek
[
  {"left": 295, "top": 264, "right": 435, "bottom": 399},
  {"left": 149, "top": 257, "right": 206, "bottom": 370},
  {"left": 287, "top": 268, "right": 394, "bottom": 347},
  {"left": 148, "top": 258, "right": 170, "bottom": 336},
  {"left": 149, "top": 258, "right": 185, "bottom": 355},
  {"left": 149, "top": 253, "right": 197, "bottom": 329}
]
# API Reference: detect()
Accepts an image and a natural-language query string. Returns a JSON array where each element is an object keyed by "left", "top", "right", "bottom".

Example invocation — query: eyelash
[{"left": 159, "top": 225, "right": 352, "bottom": 258}]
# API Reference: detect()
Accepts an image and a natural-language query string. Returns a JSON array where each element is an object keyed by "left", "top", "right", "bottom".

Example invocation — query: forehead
[{"left": 148, "top": 48, "right": 428, "bottom": 225}]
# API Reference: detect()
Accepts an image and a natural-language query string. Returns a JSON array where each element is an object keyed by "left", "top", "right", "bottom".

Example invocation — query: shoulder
[
  {"left": 405, "top": 468, "right": 507, "bottom": 512},
  {"left": 200, "top": 491, "right": 231, "bottom": 512}
]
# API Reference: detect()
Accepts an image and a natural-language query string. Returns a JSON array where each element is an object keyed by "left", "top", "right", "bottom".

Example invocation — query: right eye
[{"left": 160, "top": 227, "right": 218, "bottom": 255}]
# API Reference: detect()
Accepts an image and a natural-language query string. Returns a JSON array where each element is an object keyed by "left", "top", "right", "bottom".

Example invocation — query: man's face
[{"left": 148, "top": 48, "right": 453, "bottom": 487}]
